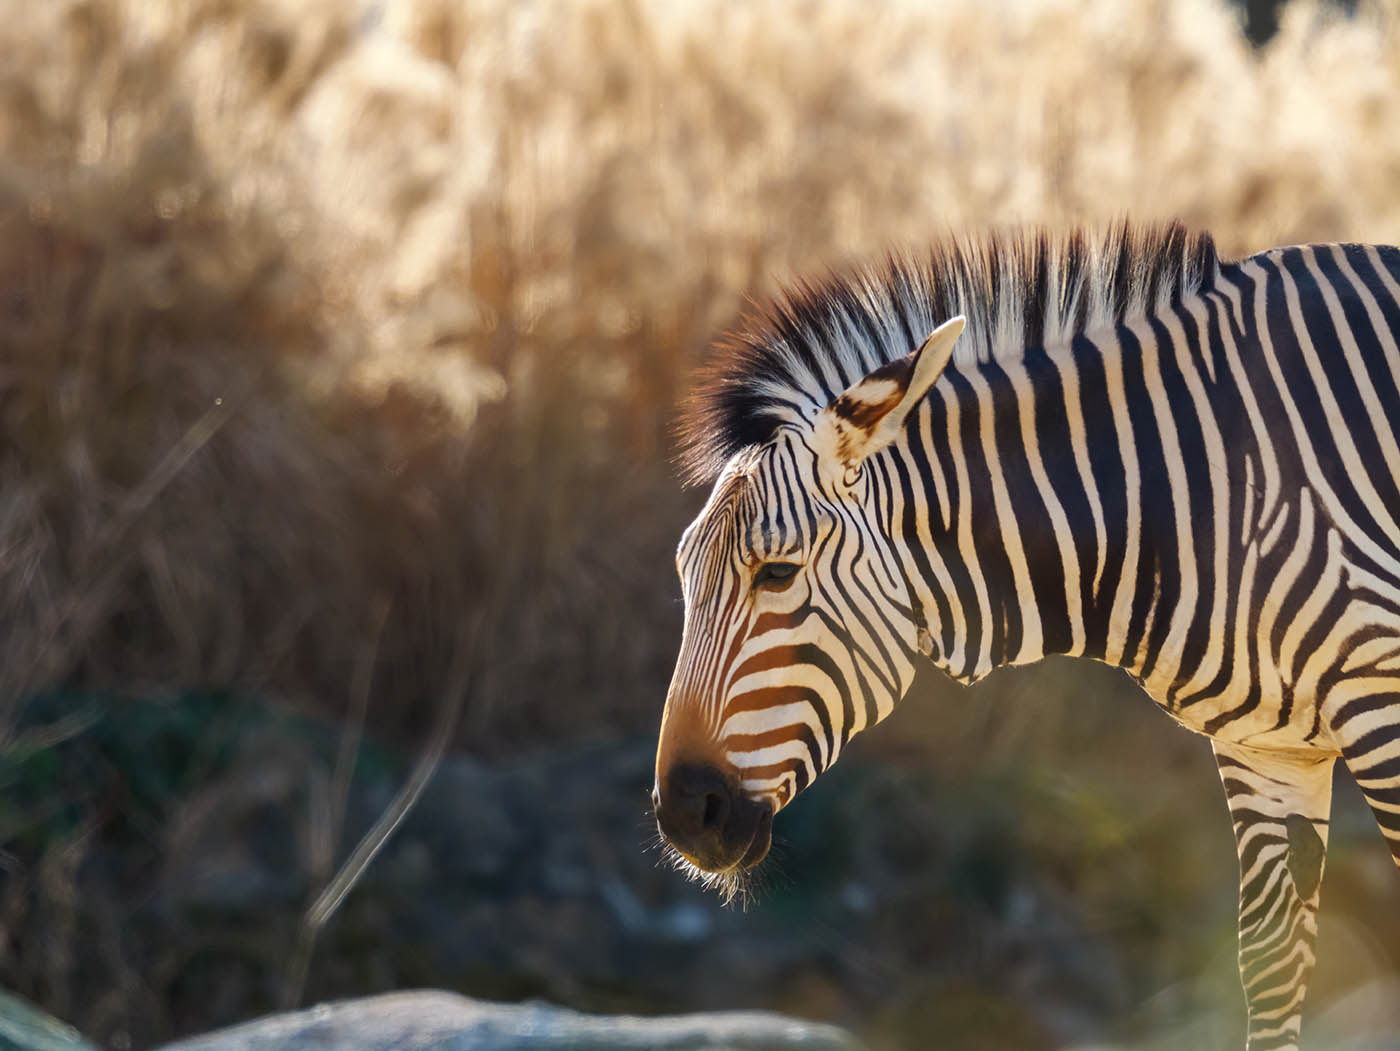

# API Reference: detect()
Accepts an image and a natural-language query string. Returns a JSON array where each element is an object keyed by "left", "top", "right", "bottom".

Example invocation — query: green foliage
[{"left": 3, "top": 692, "right": 306, "bottom": 853}]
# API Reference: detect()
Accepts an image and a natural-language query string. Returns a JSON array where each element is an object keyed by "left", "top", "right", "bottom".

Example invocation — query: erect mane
[{"left": 679, "top": 221, "right": 1219, "bottom": 484}]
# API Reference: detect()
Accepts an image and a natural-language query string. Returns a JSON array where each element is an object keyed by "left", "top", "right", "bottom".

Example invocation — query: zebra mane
[{"left": 679, "top": 221, "right": 1219, "bottom": 484}]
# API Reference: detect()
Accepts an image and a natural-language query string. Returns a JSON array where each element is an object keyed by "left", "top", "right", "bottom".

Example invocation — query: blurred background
[{"left": 3, "top": 0, "right": 1400, "bottom": 1048}]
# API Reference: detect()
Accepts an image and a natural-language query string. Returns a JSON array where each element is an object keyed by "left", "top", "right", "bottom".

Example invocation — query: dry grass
[
  {"left": 2, "top": 0, "right": 1400, "bottom": 1043},
  {"left": 3, "top": 0, "right": 1399, "bottom": 745}
]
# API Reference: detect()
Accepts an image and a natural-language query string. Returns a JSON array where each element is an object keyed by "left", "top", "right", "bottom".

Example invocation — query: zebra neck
[{"left": 887, "top": 318, "right": 1210, "bottom": 685}]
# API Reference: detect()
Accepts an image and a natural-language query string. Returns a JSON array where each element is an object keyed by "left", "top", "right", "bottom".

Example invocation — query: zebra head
[{"left": 653, "top": 316, "right": 966, "bottom": 889}]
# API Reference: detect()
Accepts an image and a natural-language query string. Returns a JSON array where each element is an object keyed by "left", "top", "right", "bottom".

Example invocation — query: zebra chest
[
  {"left": 1126, "top": 645, "right": 1336, "bottom": 755},
  {"left": 1151, "top": 684, "right": 1336, "bottom": 754}
]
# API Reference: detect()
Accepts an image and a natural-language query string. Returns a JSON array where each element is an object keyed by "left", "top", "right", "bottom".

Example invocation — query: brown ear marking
[
  {"left": 831, "top": 353, "right": 915, "bottom": 432},
  {"left": 815, "top": 316, "right": 964, "bottom": 480},
  {"left": 833, "top": 388, "right": 904, "bottom": 434}
]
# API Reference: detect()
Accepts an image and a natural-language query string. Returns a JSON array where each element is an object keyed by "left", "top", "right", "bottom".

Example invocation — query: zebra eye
[{"left": 753, "top": 561, "right": 801, "bottom": 591}]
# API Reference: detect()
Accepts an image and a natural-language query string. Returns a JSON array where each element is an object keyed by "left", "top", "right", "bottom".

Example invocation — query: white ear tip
[{"left": 921, "top": 314, "right": 966, "bottom": 348}]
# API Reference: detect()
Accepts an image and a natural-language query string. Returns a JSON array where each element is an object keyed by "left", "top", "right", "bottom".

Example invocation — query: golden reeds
[{"left": 3, "top": 0, "right": 1398, "bottom": 740}]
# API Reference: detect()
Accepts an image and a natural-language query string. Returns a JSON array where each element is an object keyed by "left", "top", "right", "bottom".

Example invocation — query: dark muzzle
[{"left": 653, "top": 761, "right": 773, "bottom": 871}]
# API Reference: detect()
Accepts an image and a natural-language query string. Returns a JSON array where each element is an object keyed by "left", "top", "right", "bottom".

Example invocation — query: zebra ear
[{"left": 812, "top": 315, "right": 965, "bottom": 483}]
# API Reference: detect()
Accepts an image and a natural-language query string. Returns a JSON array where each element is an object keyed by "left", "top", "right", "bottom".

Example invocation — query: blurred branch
[
  {"left": 1, "top": 705, "right": 102, "bottom": 760},
  {"left": 300, "top": 595, "right": 390, "bottom": 947},
  {"left": 282, "top": 611, "right": 479, "bottom": 1008},
  {"left": 8, "top": 392, "right": 245, "bottom": 720},
  {"left": 327, "top": 596, "right": 392, "bottom": 858}
]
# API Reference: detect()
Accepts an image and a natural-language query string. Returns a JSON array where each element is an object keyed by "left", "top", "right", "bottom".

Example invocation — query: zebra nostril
[
  {"left": 657, "top": 762, "right": 736, "bottom": 854},
  {"left": 700, "top": 788, "right": 727, "bottom": 830},
  {"left": 661, "top": 763, "right": 728, "bottom": 828}
]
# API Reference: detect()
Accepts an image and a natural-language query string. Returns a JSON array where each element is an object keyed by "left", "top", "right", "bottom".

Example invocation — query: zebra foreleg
[{"left": 1212, "top": 741, "right": 1336, "bottom": 1051}]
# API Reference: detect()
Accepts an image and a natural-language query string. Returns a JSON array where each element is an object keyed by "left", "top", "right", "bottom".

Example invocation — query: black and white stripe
[{"left": 654, "top": 224, "right": 1400, "bottom": 1050}]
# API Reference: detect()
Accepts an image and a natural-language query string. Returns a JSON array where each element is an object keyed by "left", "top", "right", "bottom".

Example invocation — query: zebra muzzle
[{"left": 654, "top": 761, "right": 774, "bottom": 872}]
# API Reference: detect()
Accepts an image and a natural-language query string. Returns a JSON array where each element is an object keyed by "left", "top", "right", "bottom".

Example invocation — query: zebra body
[{"left": 651, "top": 225, "right": 1400, "bottom": 1050}]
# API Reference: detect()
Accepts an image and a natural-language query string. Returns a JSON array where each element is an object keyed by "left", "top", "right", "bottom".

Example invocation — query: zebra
[{"left": 650, "top": 222, "right": 1400, "bottom": 1051}]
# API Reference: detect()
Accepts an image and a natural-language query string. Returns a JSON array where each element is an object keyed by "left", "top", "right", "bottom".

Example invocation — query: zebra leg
[{"left": 1212, "top": 741, "right": 1335, "bottom": 1051}]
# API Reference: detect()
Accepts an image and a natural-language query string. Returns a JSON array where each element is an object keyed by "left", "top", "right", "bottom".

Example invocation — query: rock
[
  {"left": 0, "top": 990, "right": 99, "bottom": 1051},
  {"left": 151, "top": 990, "right": 864, "bottom": 1051},
  {"left": 137, "top": 734, "right": 1139, "bottom": 1047}
]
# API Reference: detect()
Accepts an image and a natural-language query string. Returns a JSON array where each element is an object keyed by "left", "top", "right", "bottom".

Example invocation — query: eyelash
[{"left": 753, "top": 562, "right": 801, "bottom": 591}]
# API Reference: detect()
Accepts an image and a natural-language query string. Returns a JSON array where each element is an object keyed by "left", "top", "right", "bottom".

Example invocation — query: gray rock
[
  {"left": 0, "top": 991, "right": 98, "bottom": 1051},
  {"left": 152, "top": 991, "right": 864, "bottom": 1051}
]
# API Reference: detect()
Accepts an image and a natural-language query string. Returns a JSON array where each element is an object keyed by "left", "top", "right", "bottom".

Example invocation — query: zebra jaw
[{"left": 656, "top": 803, "right": 773, "bottom": 910}]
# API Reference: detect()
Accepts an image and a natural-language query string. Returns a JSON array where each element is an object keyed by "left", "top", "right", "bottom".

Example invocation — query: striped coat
[{"left": 652, "top": 224, "right": 1400, "bottom": 1050}]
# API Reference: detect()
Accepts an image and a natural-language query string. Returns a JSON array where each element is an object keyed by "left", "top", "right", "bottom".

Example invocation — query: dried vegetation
[{"left": 3, "top": 0, "right": 1399, "bottom": 743}]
